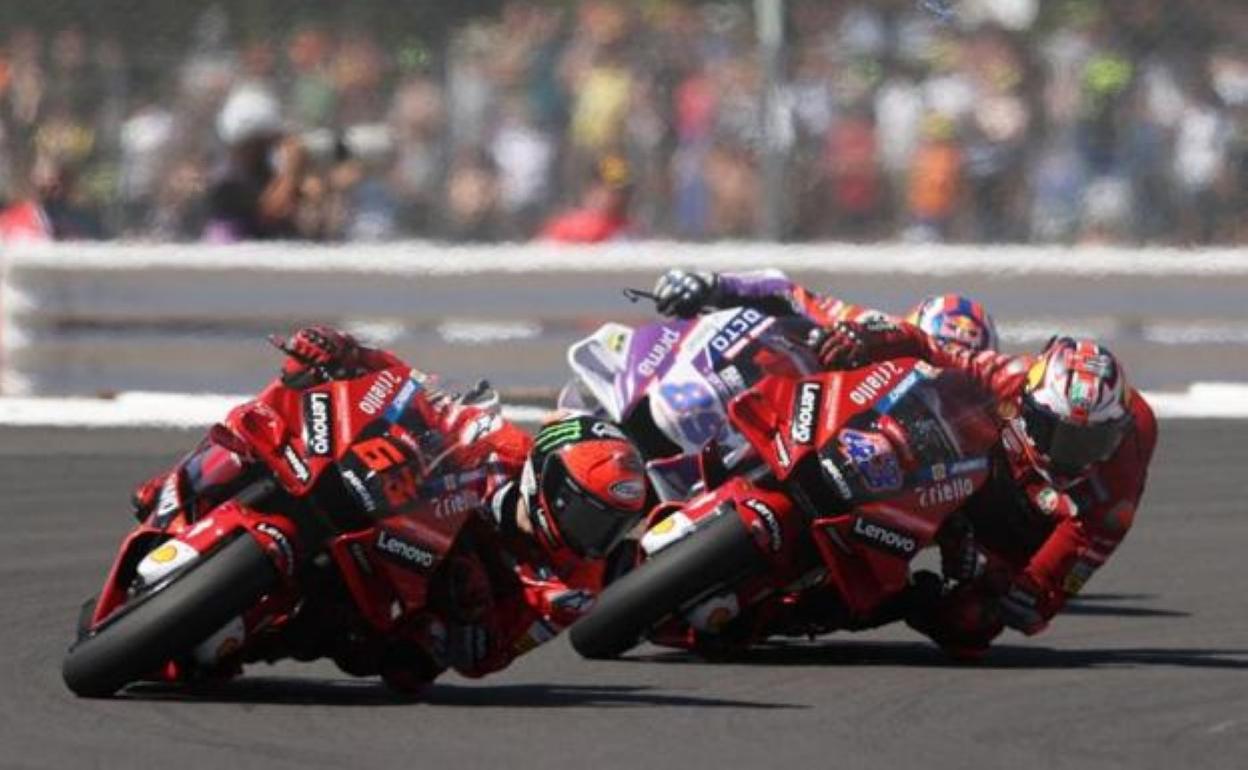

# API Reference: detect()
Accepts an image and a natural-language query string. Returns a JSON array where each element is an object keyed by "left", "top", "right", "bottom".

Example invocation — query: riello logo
[{"left": 304, "top": 392, "right": 333, "bottom": 457}]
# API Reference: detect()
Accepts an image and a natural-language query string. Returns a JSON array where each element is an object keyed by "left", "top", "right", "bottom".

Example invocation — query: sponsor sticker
[
  {"left": 875, "top": 369, "right": 925, "bottom": 414},
  {"left": 359, "top": 370, "right": 403, "bottom": 416},
  {"left": 851, "top": 516, "right": 917, "bottom": 556},
  {"left": 743, "top": 498, "right": 783, "bottom": 552},
  {"left": 772, "top": 433, "right": 791, "bottom": 469},
  {"left": 431, "top": 490, "right": 481, "bottom": 519},
  {"left": 255, "top": 522, "right": 295, "bottom": 575},
  {"left": 1036, "top": 487, "right": 1061, "bottom": 514},
  {"left": 917, "top": 476, "right": 976, "bottom": 508},
  {"left": 384, "top": 376, "right": 424, "bottom": 423},
  {"left": 638, "top": 327, "right": 683, "bottom": 377},
  {"left": 819, "top": 457, "right": 855, "bottom": 501},
  {"left": 848, "top": 361, "right": 904, "bottom": 407},
  {"left": 534, "top": 419, "right": 584, "bottom": 453},
  {"left": 154, "top": 473, "right": 181, "bottom": 525},
  {"left": 341, "top": 468, "right": 378, "bottom": 513},
  {"left": 149, "top": 543, "right": 179, "bottom": 563},
  {"left": 838, "top": 429, "right": 902, "bottom": 493},
  {"left": 590, "top": 420, "right": 626, "bottom": 440},
  {"left": 717, "top": 365, "right": 746, "bottom": 394},
  {"left": 708, "top": 308, "right": 767, "bottom": 359},
  {"left": 303, "top": 392, "right": 334, "bottom": 457},
  {"left": 374, "top": 529, "right": 437, "bottom": 572},
  {"left": 789, "top": 381, "right": 822, "bottom": 445},
  {"left": 282, "top": 446, "right": 311, "bottom": 484}
]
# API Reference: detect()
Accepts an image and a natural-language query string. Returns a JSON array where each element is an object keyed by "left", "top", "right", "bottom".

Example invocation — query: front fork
[
  {"left": 640, "top": 477, "right": 807, "bottom": 636},
  {"left": 104, "top": 494, "right": 303, "bottom": 674}
]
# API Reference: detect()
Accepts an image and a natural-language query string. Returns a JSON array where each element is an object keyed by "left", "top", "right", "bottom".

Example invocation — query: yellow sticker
[
  {"left": 650, "top": 517, "right": 677, "bottom": 536},
  {"left": 149, "top": 543, "right": 179, "bottom": 563},
  {"left": 1026, "top": 360, "right": 1047, "bottom": 391}
]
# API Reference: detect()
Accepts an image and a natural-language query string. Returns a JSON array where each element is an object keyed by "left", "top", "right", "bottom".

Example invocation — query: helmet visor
[
  {"left": 1021, "top": 398, "right": 1128, "bottom": 475},
  {"left": 540, "top": 452, "right": 640, "bottom": 558}
]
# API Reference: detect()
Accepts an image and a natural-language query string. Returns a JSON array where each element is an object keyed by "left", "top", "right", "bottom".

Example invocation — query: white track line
[
  {"left": 0, "top": 384, "right": 1243, "bottom": 429},
  {"left": 6, "top": 242, "right": 1248, "bottom": 277}
]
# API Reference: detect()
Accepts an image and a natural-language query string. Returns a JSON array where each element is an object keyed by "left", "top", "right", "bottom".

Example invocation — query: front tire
[
  {"left": 62, "top": 533, "right": 278, "bottom": 698},
  {"left": 570, "top": 510, "right": 764, "bottom": 659}
]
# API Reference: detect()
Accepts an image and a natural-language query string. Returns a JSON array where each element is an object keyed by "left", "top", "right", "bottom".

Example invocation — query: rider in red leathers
[
  {"left": 133, "top": 326, "right": 648, "bottom": 690},
  {"left": 812, "top": 320, "right": 1158, "bottom": 657}
]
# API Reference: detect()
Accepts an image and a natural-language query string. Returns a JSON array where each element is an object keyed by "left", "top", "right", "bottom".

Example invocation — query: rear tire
[
  {"left": 570, "top": 510, "right": 764, "bottom": 659},
  {"left": 62, "top": 534, "right": 277, "bottom": 698}
]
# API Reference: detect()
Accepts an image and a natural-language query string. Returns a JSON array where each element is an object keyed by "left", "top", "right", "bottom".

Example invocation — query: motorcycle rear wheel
[
  {"left": 570, "top": 510, "right": 764, "bottom": 659},
  {"left": 62, "top": 533, "right": 277, "bottom": 698}
]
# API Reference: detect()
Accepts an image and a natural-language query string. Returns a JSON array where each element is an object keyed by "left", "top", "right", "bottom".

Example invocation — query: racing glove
[
  {"left": 654, "top": 269, "right": 721, "bottom": 318},
  {"left": 808, "top": 319, "right": 922, "bottom": 370},
  {"left": 275, "top": 325, "right": 361, "bottom": 385}
]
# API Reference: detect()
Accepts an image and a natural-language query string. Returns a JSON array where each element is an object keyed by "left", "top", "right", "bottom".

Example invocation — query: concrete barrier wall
[{"left": 3, "top": 242, "right": 1246, "bottom": 396}]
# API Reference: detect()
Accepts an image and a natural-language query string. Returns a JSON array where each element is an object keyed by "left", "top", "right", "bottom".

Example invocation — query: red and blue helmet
[{"left": 907, "top": 294, "right": 999, "bottom": 353}]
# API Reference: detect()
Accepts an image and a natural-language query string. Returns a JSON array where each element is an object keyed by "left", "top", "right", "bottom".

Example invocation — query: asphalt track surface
[{"left": 2, "top": 422, "right": 1245, "bottom": 769}]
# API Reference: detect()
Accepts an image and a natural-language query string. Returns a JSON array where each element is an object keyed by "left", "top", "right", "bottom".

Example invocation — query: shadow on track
[
  {"left": 1064, "top": 594, "right": 1191, "bottom": 619},
  {"left": 123, "top": 677, "right": 416, "bottom": 706},
  {"left": 122, "top": 677, "right": 804, "bottom": 710},
  {"left": 628, "top": 640, "right": 1248, "bottom": 671},
  {"left": 423, "top": 683, "right": 805, "bottom": 709}
]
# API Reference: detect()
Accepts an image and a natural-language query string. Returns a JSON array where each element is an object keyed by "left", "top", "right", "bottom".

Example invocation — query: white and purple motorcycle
[{"left": 558, "top": 290, "right": 820, "bottom": 502}]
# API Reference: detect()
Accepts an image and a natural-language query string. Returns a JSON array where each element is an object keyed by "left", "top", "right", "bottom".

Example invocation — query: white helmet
[
  {"left": 1020, "top": 337, "right": 1132, "bottom": 475},
  {"left": 216, "top": 85, "right": 282, "bottom": 145}
]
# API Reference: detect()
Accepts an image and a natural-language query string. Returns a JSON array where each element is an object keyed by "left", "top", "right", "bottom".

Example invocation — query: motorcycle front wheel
[
  {"left": 62, "top": 533, "right": 277, "bottom": 698},
  {"left": 570, "top": 510, "right": 764, "bottom": 660}
]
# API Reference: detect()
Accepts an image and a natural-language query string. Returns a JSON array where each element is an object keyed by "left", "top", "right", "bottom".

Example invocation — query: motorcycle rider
[
  {"left": 811, "top": 320, "right": 1158, "bottom": 657},
  {"left": 652, "top": 268, "right": 998, "bottom": 352},
  {"left": 133, "top": 326, "right": 648, "bottom": 690}
]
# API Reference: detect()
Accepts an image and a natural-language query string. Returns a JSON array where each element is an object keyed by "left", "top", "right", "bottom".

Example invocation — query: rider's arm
[
  {"left": 837, "top": 321, "right": 1034, "bottom": 404},
  {"left": 716, "top": 269, "right": 862, "bottom": 322}
]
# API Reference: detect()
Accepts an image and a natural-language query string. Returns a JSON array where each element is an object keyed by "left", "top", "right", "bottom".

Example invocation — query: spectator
[
  {"left": 0, "top": 1, "right": 1243, "bottom": 245},
  {"left": 0, "top": 154, "right": 103, "bottom": 241},
  {"left": 202, "top": 84, "right": 305, "bottom": 241},
  {"left": 905, "top": 113, "right": 962, "bottom": 242},
  {"left": 540, "top": 153, "right": 633, "bottom": 243}
]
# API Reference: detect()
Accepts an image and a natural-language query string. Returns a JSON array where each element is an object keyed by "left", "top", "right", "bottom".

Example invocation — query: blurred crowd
[{"left": 0, "top": 0, "right": 1244, "bottom": 244}]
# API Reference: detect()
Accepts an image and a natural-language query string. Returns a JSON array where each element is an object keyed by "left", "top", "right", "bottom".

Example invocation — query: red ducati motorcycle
[
  {"left": 63, "top": 364, "right": 499, "bottom": 697},
  {"left": 569, "top": 357, "right": 1000, "bottom": 658}
]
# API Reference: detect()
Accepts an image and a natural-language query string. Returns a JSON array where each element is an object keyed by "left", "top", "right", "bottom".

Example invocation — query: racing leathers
[{"left": 820, "top": 321, "right": 1159, "bottom": 653}]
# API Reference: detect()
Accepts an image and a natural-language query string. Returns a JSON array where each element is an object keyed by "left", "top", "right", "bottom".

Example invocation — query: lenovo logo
[
  {"left": 375, "top": 529, "right": 436, "bottom": 571},
  {"left": 851, "top": 516, "right": 916, "bottom": 556},
  {"left": 789, "top": 381, "right": 822, "bottom": 445},
  {"left": 303, "top": 392, "right": 333, "bottom": 457}
]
